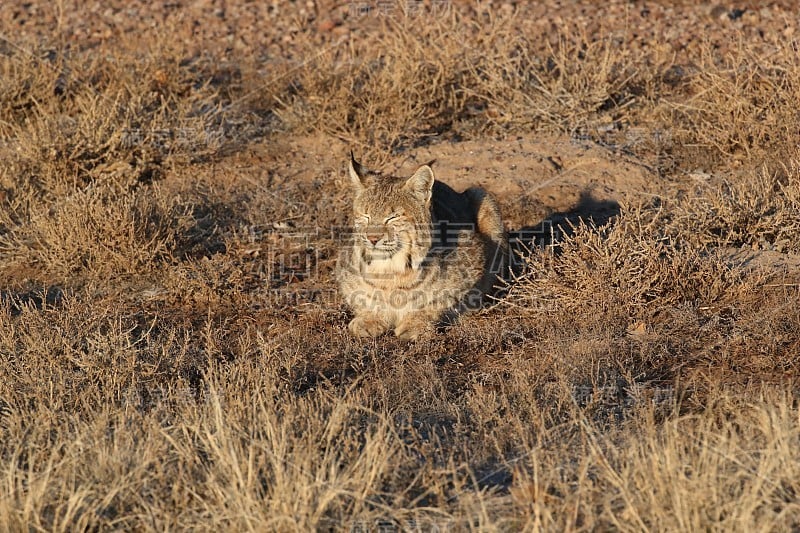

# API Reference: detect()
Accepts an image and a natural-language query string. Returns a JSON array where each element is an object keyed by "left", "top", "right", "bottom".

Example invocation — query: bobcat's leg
[
  {"left": 394, "top": 313, "right": 436, "bottom": 341},
  {"left": 348, "top": 314, "right": 391, "bottom": 338}
]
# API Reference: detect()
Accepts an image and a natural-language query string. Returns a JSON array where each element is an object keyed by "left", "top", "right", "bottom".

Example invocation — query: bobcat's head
[{"left": 347, "top": 153, "right": 434, "bottom": 273}]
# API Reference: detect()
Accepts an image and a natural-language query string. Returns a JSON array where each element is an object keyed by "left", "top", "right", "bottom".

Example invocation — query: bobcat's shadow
[
  {"left": 436, "top": 190, "right": 620, "bottom": 329},
  {"left": 0, "top": 286, "right": 64, "bottom": 316},
  {"left": 508, "top": 190, "right": 621, "bottom": 272}
]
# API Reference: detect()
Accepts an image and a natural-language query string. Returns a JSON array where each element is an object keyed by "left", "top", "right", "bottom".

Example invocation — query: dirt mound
[
  {"left": 401, "top": 136, "right": 658, "bottom": 230},
  {"left": 251, "top": 133, "right": 657, "bottom": 231}
]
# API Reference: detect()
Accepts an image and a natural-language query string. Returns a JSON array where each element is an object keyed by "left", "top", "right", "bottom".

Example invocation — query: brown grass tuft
[{"left": 1, "top": 1, "right": 799, "bottom": 530}]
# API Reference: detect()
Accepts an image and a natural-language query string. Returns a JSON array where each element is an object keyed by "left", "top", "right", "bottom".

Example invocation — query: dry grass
[{"left": 1, "top": 1, "right": 800, "bottom": 530}]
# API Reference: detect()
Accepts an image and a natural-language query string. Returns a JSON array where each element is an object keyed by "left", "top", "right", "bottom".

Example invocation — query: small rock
[{"left": 317, "top": 19, "right": 339, "bottom": 32}]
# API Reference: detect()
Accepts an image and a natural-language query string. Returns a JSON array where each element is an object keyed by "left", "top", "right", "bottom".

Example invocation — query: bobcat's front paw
[
  {"left": 394, "top": 317, "right": 434, "bottom": 341},
  {"left": 348, "top": 316, "right": 390, "bottom": 338}
]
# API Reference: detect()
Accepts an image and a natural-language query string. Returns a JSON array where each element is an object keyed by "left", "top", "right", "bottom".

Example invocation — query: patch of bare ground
[{"left": 1, "top": 0, "right": 800, "bottom": 530}]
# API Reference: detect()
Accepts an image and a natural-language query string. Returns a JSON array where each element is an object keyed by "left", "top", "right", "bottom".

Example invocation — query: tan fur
[{"left": 336, "top": 154, "right": 508, "bottom": 340}]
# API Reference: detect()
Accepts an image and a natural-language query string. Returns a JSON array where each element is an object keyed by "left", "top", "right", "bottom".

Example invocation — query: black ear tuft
[{"left": 350, "top": 151, "right": 366, "bottom": 176}]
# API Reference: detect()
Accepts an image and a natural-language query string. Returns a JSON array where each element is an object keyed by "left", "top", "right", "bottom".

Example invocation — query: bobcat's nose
[{"left": 366, "top": 233, "right": 382, "bottom": 245}]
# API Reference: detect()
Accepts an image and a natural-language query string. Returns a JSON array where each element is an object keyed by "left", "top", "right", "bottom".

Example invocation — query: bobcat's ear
[
  {"left": 348, "top": 151, "right": 366, "bottom": 191},
  {"left": 404, "top": 165, "right": 435, "bottom": 204}
]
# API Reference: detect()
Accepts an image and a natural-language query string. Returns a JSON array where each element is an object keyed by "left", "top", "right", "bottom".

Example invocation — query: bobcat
[{"left": 336, "top": 153, "right": 508, "bottom": 340}]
